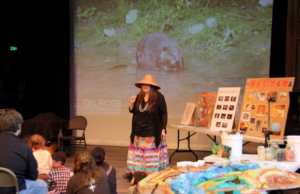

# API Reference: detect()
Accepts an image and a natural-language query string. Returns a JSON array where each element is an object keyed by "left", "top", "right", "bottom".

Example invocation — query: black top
[
  {"left": 134, "top": 101, "right": 155, "bottom": 137},
  {"left": 130, "top": 92, "right": 168, "bottom": 148},
  {"left": 0, "top": 131, "right": 38, "bottom": 194},
  {"left": 66, "top": 169, "right": 110, "bottom": 194},
  {"left": 98, "top": 162, "right": 117, "bottom": 194}
]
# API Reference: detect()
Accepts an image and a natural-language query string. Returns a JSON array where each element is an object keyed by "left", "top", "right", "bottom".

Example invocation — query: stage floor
[{"left": 63, "top": 145, "right": 211, "bottom": 194}]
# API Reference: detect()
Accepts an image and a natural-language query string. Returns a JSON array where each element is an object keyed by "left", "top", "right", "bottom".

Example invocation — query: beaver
[{"left": 132, "top": 32, "right": 184, "bottom": 71}]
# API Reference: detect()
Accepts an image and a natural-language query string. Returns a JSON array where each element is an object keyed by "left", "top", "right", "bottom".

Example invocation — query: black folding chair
[{"left": 59, "top": 116, "right": 87, "bottom": 152}]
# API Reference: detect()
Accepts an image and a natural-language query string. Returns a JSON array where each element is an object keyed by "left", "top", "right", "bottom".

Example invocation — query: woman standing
[
  {"left": 66, "top": 149, "right": 110, "bottom": 194},
  {"left": 123, "top": 75, "right": 169, "bottom": 181}
]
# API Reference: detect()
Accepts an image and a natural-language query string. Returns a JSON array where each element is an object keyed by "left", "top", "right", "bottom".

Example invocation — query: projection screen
[{"left": 72, "top": 0, "right": 274, "bottom": 149}]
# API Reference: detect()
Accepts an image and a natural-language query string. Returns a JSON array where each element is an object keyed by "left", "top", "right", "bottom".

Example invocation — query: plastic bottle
[
  {"left": 276, "top": 149, "right": 285, "bottom": 162},
  {"left": 270, "top": 141, "right": 279, "bottom": 159},
  {"left": 285, "top": 144, "right": 295, "bottom": 162},
  {"left": 265, "top": 147, "right": 274, "bottom": 161},
  {"left": 257, "top": 142, "right": 265, "bottom": 161}
]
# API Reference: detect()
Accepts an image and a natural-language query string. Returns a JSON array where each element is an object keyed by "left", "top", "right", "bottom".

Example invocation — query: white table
[
  {"left": 167, "top": 124, "right": 285, "bottom": 163},
  {"left": 167, "top": 124, "right": 285, "bottom": 144},
  {"left": 204, "top": 154, "right": 300, "bottom": 172}
]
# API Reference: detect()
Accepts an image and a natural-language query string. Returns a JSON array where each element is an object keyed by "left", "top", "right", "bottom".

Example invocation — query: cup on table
[{"left": 265, "top": 147, "right": 274, "bottom": 161}]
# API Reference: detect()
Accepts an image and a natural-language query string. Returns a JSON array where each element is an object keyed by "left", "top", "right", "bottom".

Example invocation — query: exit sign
[{"left": 10, "top": 46, "right": 17, "bottom": 51}]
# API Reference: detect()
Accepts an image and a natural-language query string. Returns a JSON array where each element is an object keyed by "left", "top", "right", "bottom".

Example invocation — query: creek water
[{"left": 75, "top": 51, "right": 270, "bottom": 119}]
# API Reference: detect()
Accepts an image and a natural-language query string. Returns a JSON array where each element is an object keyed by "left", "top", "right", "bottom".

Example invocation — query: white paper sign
[{"left": 180, "top": 102, "right": 196, "bottom": 126}]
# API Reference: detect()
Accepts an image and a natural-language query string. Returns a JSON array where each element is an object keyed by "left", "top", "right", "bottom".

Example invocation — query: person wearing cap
[{"left": 123, "top": 75, "right": 169, "bottom": 181}]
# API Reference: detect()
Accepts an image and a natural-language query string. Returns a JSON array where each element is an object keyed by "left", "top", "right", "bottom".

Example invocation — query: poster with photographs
[
  {"left": 211, "top": 87, "right": 241, "bottom": 131},
  {"left": 238, "top": 77, "right": 295, "bottom": 140}
]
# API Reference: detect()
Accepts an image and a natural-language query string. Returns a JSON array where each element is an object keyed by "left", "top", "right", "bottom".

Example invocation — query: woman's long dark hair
[
  {"left": 73, "top": 149, "right": 103, "bottom": 188},
  {"left": 135, "top": 85, "right": 158, "bottom": 112}
]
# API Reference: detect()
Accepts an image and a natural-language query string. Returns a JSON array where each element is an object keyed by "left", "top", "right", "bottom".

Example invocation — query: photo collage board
[
  {"left": 238, "top": 77, "right": 295, "bottom": 140},
  {"left": 211, "top": 87, "right": 241, "bottom": 131}
]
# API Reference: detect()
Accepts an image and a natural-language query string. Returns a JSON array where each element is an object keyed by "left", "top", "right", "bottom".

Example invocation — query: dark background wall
[
  {"left": 0, "top": 1, "right": 70, "bottom": 120},
  {"left": 0, "top": 0, "right": 288, "bottom": 120},
  {"left": 269, "top": 0, "right": 288, "bottom": 78}
]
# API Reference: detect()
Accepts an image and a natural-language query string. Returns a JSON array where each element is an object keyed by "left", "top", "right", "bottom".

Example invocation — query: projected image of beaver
[{"left": 132, "top": 32, "right": 184, "bottom": 71}]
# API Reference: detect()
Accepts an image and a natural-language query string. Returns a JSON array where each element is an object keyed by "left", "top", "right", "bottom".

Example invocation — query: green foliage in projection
[{"left": 74, "top": 0, "right": 273, "bottom": 54}]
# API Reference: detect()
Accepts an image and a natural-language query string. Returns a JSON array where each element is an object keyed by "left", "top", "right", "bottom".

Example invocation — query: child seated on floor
[
  {"left": 91, "top": 146, "right": 117, "bottom": 194},
  {"left": 29, "top": 134, "right": 52, "bottom": 182},
  {"left": 48, "top": 151, "right": 71, "bottom": 194},
  {"left": 126, "top": 171, "right": 148, "bottom": 194}
]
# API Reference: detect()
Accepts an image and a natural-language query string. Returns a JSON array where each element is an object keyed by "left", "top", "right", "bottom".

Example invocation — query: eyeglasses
[{"left": 52, "top": 161, "right": 60, "bottom": 164}]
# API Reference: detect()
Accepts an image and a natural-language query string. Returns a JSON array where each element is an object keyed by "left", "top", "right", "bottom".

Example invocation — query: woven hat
[{"left": 135, "top": 75, "right": 160, "bottom": 89}]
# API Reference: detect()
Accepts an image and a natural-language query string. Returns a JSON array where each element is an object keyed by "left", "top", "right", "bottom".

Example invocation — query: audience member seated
[
  {"left": 48, "top": 151, "right": 71, "bottom": 194},
  {"left": 126, "top": 171, "right": 148, "bottom": 194},
  {"left": 0, "top": 110, "right": 48, "bottom": 194},
  {"left": 91, "top": 146, "right": 117, "bottom": 194},
  {"left": 28, "top": 134, "right": 52, "bottom": 182},
  {"left": 22, "top": 135, "right": 32, "bottom": 144},
  {"left": 66, "top": 149, "right": 110, "bottom": 194}
]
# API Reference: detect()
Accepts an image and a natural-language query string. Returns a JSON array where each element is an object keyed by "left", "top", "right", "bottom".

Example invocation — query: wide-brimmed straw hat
[{"left": 135, "top": 75, "right": 160, "bottom": 89}]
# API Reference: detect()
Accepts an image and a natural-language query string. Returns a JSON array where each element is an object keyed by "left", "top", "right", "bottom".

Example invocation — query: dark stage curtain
[
  {"left": 269, "top": 0, "right": 288, "bottom": 78},
  {"left": 0, "top": 1, "right": 70, "bottom": 120}
]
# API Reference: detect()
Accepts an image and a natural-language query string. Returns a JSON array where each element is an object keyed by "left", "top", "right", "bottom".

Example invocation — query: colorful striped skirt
[{"left": 126, "top": 136, "right": 170, "bottom": 174}]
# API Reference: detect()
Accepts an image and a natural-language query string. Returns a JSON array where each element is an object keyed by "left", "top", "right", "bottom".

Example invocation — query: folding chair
[
  {"left": 59, "top": 116, "right": 87, "bottom": 152},
  {"left": 0, "top": 167, "right": 19, "bottom": 194}
]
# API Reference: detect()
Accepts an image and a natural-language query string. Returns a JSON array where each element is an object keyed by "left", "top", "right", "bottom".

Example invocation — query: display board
[
  {"left": 238, "top": 77, "right": 295, "bottom": 140},
  {"left": 211, "top": 87, "right": 241, "bottom": 131},
  {"left": 180, "top": 102, "right": 196, "bottom": 126},
  {"left": 198, "top": 92, "right": 218, "bottom": 128}
]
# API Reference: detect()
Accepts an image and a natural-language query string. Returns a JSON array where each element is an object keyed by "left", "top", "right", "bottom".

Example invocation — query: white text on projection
[{"left": 79, "top": 99, "right": 121, "bottom": 115}]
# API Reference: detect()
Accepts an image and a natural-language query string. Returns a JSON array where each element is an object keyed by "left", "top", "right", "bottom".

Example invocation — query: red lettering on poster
[
  {"left": 282, "top": 80, "right": 289, "bottom": 88},
  {"left": 261, "top": 80, "right": 268, "bottom": 88},
  {"left": 249, "top": 80, "right": 256, "bottom": 88},
  {"left": 256, "top": 81, "right": 260, "bottom": 88},
  {"left": 276, "top": 80, "right": 281, "bottom": 88},
  {"left": 269, "top": 80, "right": 275, "bottom": 88}
]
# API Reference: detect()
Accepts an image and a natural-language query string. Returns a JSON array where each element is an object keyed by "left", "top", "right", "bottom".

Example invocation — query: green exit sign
[{"left": 10, "top": 46, "right": 17, "bottom": 51}]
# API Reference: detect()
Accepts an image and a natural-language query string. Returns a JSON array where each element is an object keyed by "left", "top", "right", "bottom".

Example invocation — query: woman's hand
[
  {"left": 129, "top": 95, "right": 137, "bottom": 111},
  {"left": 130, "top": 95, "right": 137, "bottom": 104},
  {"left": 161, "top": 130, "right": 166, "bottom": 139}
]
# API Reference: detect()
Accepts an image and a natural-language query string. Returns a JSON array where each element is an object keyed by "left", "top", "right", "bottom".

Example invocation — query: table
[
  {"left": 167, "top": 124, "right": 285, "bottom": 163},
  {"left": 204, "top": 154, "right": 300, "bottom": 172}
]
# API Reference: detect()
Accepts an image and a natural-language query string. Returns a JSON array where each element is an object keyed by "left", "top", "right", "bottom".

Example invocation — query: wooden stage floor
[{"left": 63, "top": 145, "right": 211, "bottom": 194}]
